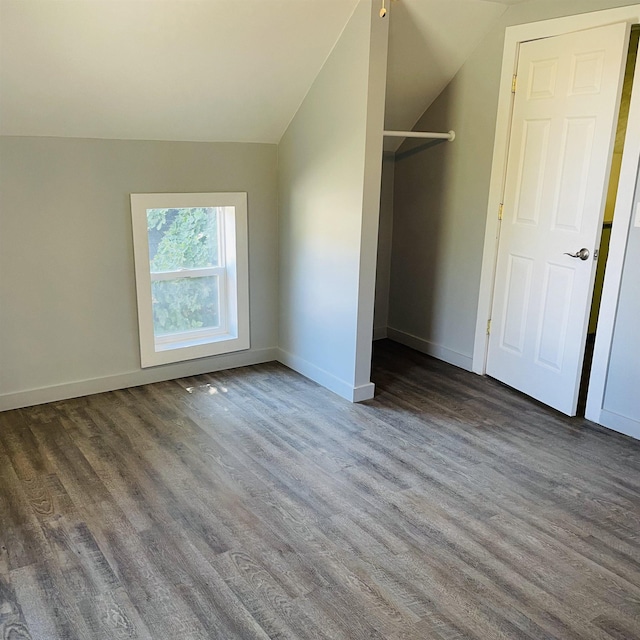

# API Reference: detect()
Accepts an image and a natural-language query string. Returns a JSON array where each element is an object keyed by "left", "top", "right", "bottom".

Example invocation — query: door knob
[{"left": 564, "top": 248, "right": 590, "bottom": 260}]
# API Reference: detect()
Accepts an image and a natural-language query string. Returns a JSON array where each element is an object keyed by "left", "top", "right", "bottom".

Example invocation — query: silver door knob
[{"left": 564, "top": 248, "right": 590, "bottom": 260}]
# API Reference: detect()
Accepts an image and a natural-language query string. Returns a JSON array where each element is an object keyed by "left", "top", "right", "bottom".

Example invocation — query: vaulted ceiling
[{"left": 0, "top": 0, "right": 532, "bottom": 143}]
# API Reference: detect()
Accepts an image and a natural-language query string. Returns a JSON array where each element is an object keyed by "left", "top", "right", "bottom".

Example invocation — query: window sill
[{"left": 155, "top": 331, "right": 237, "bottom": 353}]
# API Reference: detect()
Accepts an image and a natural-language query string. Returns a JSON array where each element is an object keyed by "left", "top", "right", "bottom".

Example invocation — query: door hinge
[
  {"left": 487, "top": 319, "right": 492, "bottom": 335},
  {"left": 511, "top": 75, "right": 517, "bottom": 94},
  {"left": 498, "top": 203, "right": 504, "bottom": 221}
]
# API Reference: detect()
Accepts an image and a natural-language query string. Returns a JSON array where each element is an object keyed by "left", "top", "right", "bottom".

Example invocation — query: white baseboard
[
  {"left": 0, "top": 347, "right": 278, "bottom": 412},
  {"left": 373, "top": 326, "right": 388, "bottom": 341},
  {"left": 387, "top": 327, "right": 473, "bottom": 372},
  {"left": 3, "top": 332, "right": 474, "bottom": 412},
  {"left": 276, "top": 348, "right": 374, "bottom": 403},
  {"left": 595, "top": 409, "right": 640, "bottom": 441},
  {"left": 353, "top": 383, "right": 375, "bottom": 402}
]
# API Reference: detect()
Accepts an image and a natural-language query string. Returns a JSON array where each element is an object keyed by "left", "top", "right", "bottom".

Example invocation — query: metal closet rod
[{"left": 383, "top": 129, "right": 456, "bottom": 141}]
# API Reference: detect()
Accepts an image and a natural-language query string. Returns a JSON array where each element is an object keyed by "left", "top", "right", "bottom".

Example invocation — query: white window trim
[{"left": 130, "top": 192, "right": 250, "bottom": 368}]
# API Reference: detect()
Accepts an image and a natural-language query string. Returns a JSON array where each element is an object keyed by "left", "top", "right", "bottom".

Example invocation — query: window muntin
[{"left": 131, "top": 193, "right": 249, "bottom": 367}]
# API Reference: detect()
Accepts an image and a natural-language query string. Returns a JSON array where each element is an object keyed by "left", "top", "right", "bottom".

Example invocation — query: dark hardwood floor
[{"left": 1, "top": 340, "right": 639, "bottom": 639}]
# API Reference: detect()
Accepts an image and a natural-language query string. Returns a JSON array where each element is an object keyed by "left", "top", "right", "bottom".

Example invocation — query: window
[{"left": 130, "top": 192, "right": 249, "bottom": 367}]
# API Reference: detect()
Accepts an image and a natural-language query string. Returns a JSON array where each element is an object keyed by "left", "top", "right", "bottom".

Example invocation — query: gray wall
[
  {"left": 0, "top": 137, "right": 278, "bottom": 409},
  {"left": 387, "top": 0, "right": 640, "bottom": 369},
  {"left": 603, "top": 167, "right": 640, "bottom": 425},
  {"left": 373, "top": 154, "right": 394, "bottom": 339},
  {"left": 277, "top": 0, "right": 387, "bottom": 400}
]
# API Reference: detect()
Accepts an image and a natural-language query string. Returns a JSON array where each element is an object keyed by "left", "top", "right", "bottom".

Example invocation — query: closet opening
[{"left": 578, "top": 25, "right": 639, "bottom": 416}]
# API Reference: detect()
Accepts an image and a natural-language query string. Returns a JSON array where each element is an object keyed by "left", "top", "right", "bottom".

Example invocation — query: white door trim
[
  {"left": 473, "top": 4, "right": 640, "bottom": 375},
  {"left": 586, "top": 38, "right": 640, "bottom": 425}
]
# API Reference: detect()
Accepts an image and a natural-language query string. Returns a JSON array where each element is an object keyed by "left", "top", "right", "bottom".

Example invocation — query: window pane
[
  {"left": 152, "top": 276, "right": 220, "bottom": 337},
  {"left": 147, "top": 207, "right": 220, "bottom": 271}
]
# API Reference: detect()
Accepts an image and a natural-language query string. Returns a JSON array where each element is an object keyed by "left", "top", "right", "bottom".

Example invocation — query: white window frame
[{"left": 130, "top": 192, "right": 250, "bottom": 368}]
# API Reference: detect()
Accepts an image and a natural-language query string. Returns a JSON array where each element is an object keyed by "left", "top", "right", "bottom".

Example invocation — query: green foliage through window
[
  {"left": 152, "top": 277, "right": 219, "bottom": 336},
  {"left": 147, "top": 208, "right": 222, "bottom": 336},
  {"left": 148, "top": 207, "right": 219, "bottom": 272}
]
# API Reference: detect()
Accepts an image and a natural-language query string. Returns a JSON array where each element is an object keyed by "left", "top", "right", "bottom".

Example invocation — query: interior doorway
[
  {"left": 578, "top": 26, "right": 640, "bottom": 415},
  {"left": 474, "top": 6, "right": 640, "bottom": 434},
  {"left": 485, "top": 21, "right": 632, "bottom": 416}
]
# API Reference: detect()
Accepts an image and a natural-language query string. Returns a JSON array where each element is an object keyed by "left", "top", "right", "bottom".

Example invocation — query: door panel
[
  {"left": 487, "top": 22, "right": 630, "bottom": 415},
  {"left": 535, "top": 263, "right": 574, "bottom": 371},
  {"left": 552, "top": 117, "right": 595, "bottom": 230},
  {"left": 501, "top": 255, "right": 533, "bottom": 354},
  {"left": 514, "top": 119, "right": 550, "bottom": 224}
]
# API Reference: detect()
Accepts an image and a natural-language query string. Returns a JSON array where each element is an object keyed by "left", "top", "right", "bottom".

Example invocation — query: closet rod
[{"left": 383, "top": 129, "right": 456, "bottom": 141}]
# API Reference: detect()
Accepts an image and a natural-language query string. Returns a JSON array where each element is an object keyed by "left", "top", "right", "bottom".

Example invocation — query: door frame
[
  {"left": 473, "top": 4, "right": 640, "bottom": 377},
  {"left": 586, "top": 34, "right": 640, "bottom": 431}
]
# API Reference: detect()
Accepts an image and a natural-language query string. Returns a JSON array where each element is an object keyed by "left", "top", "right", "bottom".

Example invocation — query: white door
[{"left": 487, "top": 23, "right": 630, "bottom": 416}]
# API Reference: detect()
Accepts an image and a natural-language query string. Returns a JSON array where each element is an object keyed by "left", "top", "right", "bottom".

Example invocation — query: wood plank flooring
[{"left": 1, "top": 339, "right": 639, "bottom": 639}]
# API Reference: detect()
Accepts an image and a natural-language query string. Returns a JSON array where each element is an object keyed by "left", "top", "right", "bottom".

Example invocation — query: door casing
[{"left": 586, "top": 33, "right": 640, "bottom": 430}]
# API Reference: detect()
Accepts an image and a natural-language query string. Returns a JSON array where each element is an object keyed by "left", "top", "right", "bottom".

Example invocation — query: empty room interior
[{"left": 2, "top": 0, "right": 640, "bottom": 638}]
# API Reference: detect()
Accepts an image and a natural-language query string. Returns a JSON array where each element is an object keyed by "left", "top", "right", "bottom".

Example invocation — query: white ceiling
[
  {"left": 0, "top": 0, "right": 530, "bottom": 144},
  {"left": 0, "top": 0, "right": 360, "bottom": 143}
]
